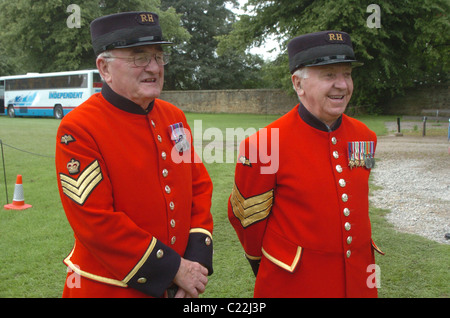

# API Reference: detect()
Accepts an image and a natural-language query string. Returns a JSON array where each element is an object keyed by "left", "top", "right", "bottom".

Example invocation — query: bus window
[
  {"left": 0, "top": 80, "right": 4, "bottom": 114},
  {"left": 93, "top": 72, "right": 103, "bottom": 88}
]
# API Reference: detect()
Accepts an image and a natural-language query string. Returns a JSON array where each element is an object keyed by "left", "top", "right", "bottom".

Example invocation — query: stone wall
[
  {"left": 382, "top": 85, "right": 449, "bottom": 116},
  {"left": 160, "top": 89, "right": 299, "bottom": 115},
  {"left": 160, "top": 85, "right": 449, "bottom": 116}
]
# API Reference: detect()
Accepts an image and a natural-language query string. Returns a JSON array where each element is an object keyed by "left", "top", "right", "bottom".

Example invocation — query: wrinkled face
[
  {"left": 293, "top": 63, "right": 353, "bottom": 126},
  {"left": 97, "top": 45, "right": 165, "bottom": 109}
]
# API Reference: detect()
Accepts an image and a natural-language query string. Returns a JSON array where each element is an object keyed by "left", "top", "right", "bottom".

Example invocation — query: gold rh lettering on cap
[
  {"left": 140, "top": 14, "right": 154, "bottom": 23},
  {"left": 329, "top": 33, "right": 343, "bottom": 42}
]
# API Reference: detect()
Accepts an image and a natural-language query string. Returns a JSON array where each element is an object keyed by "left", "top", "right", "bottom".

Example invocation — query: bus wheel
[
  {"left": 54, "top": 105, "right": 64, "bottom": 119},
  {"left": 7, "top": 105, "right": 15, "bottom": 118}
]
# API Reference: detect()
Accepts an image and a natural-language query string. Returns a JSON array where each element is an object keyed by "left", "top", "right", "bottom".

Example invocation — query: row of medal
[
  {"left": 348, "top": 141, "right": 375, "bottom": 169},
  {"left": 169, "top": 122, "right": 190, "bottom": 152}
]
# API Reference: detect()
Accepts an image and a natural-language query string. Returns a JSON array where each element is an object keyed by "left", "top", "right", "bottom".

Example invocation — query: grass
[{"left": 0, "top": 113, "right": 448, "bottom": 298}]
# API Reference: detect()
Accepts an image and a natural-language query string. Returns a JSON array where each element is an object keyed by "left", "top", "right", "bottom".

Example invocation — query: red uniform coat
[
  {"left": 228, "top": 104, "right": 383, "bottom": 298},
  {"left": 56, "top": 84, "right": 213, "bottom": 298}
]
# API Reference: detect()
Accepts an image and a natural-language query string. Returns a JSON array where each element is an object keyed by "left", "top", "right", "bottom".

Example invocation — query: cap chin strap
[
  {"left": 102, "top": 35, "right": 170, "bottom": 52},
  {"left": 296, "top": 55, "right": 356, "bottom": 68}
]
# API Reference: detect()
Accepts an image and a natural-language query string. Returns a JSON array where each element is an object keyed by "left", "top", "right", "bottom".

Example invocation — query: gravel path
[{"left": 370, "top": 130, "right": 450, "bottom": 244}]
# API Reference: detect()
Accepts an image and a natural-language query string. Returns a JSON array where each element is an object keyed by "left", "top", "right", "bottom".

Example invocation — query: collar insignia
[
  {"left": 238, "top": 155, "right": 252, "bottom": 167},
  {"left": 61, "top": 134, "right": 76, "bottom": 145}
]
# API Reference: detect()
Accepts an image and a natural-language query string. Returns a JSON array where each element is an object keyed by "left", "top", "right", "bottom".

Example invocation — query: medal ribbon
[
  {"left": 362, "top": 141, "right": 366, "bottom": 163},
  {"left": 348, "top": 141, "right": 375, "bottom": 168},
  {"left": 170, "top": 122, "right": 184, "bottom": 143}
]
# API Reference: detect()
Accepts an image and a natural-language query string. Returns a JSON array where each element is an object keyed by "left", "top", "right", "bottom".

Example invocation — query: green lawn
[{"left": 0, "top": 113, "right": 448, "bottom": 298}]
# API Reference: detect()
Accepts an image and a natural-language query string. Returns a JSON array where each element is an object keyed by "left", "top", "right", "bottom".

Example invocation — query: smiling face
[
  {"left": 97, "top": 45, "right": 165, "bottom": 109},
  {"left": 292, "top": 63, "right": 354, "bottom": 127}
]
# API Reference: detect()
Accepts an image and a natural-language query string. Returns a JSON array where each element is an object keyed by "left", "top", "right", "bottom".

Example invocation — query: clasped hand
[{"left": 168, "top": 258, "right": 208, "bottom": 298}]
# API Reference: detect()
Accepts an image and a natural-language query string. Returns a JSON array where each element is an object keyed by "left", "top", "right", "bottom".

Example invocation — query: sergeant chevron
[{"left": 59, "top": 159, "right": 103, "bottom": 205}]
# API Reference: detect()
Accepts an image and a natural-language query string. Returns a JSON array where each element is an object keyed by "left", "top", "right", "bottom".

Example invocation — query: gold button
[
  {"left": 165, "top": 185, "right": 171, "bottom": 194},
  {"left": 156, "top": 249, "right": 164, "bottom": 259},
  {"left": 346, "top": 250, "right": 351, "bottom": 258},
  {"left": 345, "top": 222, "right": 351, "bottom": 231},
  {"left": 137, "top": 277, "right": 147, "bottom": 284},
  {"left": 170, "top": 219, "right": 176, "bottom": 228},
  {"left": 205, "top": 237, "right": 211, "bottom": 246},
  {"left": 342, "top": 193, "right": 348, "bottom": 202},
  {"left": 347, "top": 236, "right": 353, "bottom": 244},
  {"left": 162, "top": 169, "right": 169, "bottom": 177},
  {"left": 171, "top": 236, "right": 176, "bottom": 245},
  {"left": 343, "top": 208, "right": 350, "bottom": 217},
  {"left": 336, "top": 165, "right": 343, "bottom": 173},
  {"left": 331, "top": 137, "right": 337, "bottom": 145},
  {"left": 333, "top": 151, "right": 339, "bottom": 159},
  {"left": 169, "top": 201, "right": 175, "bottom": 210},
  {"left": 339, "top": 179, "right": 346, "bottom": 187},
  {"left": 161, "top": 151, "right": 167, "bottom": 160},
  {"left": 151, "top": 120, "right": 156, "bottom": 127},
  {"left": 157, "top": 135, "right": 162, "bottom": 143}
]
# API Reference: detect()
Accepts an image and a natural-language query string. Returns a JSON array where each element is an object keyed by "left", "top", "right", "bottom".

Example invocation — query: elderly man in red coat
[
  {"left": 228, "top": 31, "right": 384, "bottom": 298},
  {"left": 56, "top": 12, "right": 213, "bottom": 298}
]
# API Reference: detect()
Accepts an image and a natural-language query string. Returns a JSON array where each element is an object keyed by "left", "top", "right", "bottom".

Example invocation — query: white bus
[
  {"left": 0, "top": 69, "right": 102, "bottom": 118},
  {"left": 0, "top": 79, "right": 4, "bottom": 115}
]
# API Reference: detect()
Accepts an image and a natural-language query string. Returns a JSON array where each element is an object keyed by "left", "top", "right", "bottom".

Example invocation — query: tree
[
  {"left": 0, "top": 0, "right": 189, "bottom": 75},
  {"left": 219, "top": 0, "right": 449, "bottom": 112},
  {"left": 161, "top": 0, "right": 265, "bottom": 90}
]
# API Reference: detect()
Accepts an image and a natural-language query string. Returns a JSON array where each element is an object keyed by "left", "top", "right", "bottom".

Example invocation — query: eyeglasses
[{"left": 105, "top": 52, "right": 170, "bottom": 67}]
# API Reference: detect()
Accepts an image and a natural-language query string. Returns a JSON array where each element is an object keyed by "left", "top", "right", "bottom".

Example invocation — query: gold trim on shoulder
[
  {"left": 230, "top": 183, "right": 273, "bottom": 228},
  {"left": 59, "top": 160, "right": 103, "bottom": 205}
]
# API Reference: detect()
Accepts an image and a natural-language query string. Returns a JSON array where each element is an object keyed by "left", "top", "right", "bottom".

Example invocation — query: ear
[
  {"left": 291, "top": 74, "right": 305, "bottom": 96},
  {"left": 96, "top": 56, "right": 112, "bottom": 84}
]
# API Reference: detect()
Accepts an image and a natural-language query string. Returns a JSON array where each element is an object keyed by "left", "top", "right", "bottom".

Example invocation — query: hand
[{"left": 173, "top": 258, "right": 208, "bottom": 298}]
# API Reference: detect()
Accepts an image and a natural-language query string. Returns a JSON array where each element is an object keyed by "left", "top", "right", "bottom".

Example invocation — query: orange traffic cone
[{"left": 4, "top": 175, "right": 32, "bottom": 210}]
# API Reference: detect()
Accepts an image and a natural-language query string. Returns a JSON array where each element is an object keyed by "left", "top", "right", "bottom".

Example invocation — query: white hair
[
  {"left": 292, "top": 67, "right": 309, "bottom": 93},
  {"left": 293, "top": 67, "right": 309, "bottom": 79},
  {"left": 97, "top": 50, "right": 114, "bottom": 62}
]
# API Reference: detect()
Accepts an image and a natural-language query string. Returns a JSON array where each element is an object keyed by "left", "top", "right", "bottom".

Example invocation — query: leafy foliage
[
  {"left": 161, "top": 0, "right": 265, "bottom": 89},
  {"left": 0, "top": 0, "right": 447, "bottom": 112},
  {"left": 0, "top": 0, "right": 189, "bottom": 73},
  {"left": 219, "top": 0, "right": 449, "bottom": 112}
]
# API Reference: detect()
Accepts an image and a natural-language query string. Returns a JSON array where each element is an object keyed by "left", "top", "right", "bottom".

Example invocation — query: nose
[
  {"left": 144, "top": 56, "right": 161, "bottom": 73},
  {"left": 333, "top": 73, "right": 351, "bottom": 90}
]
